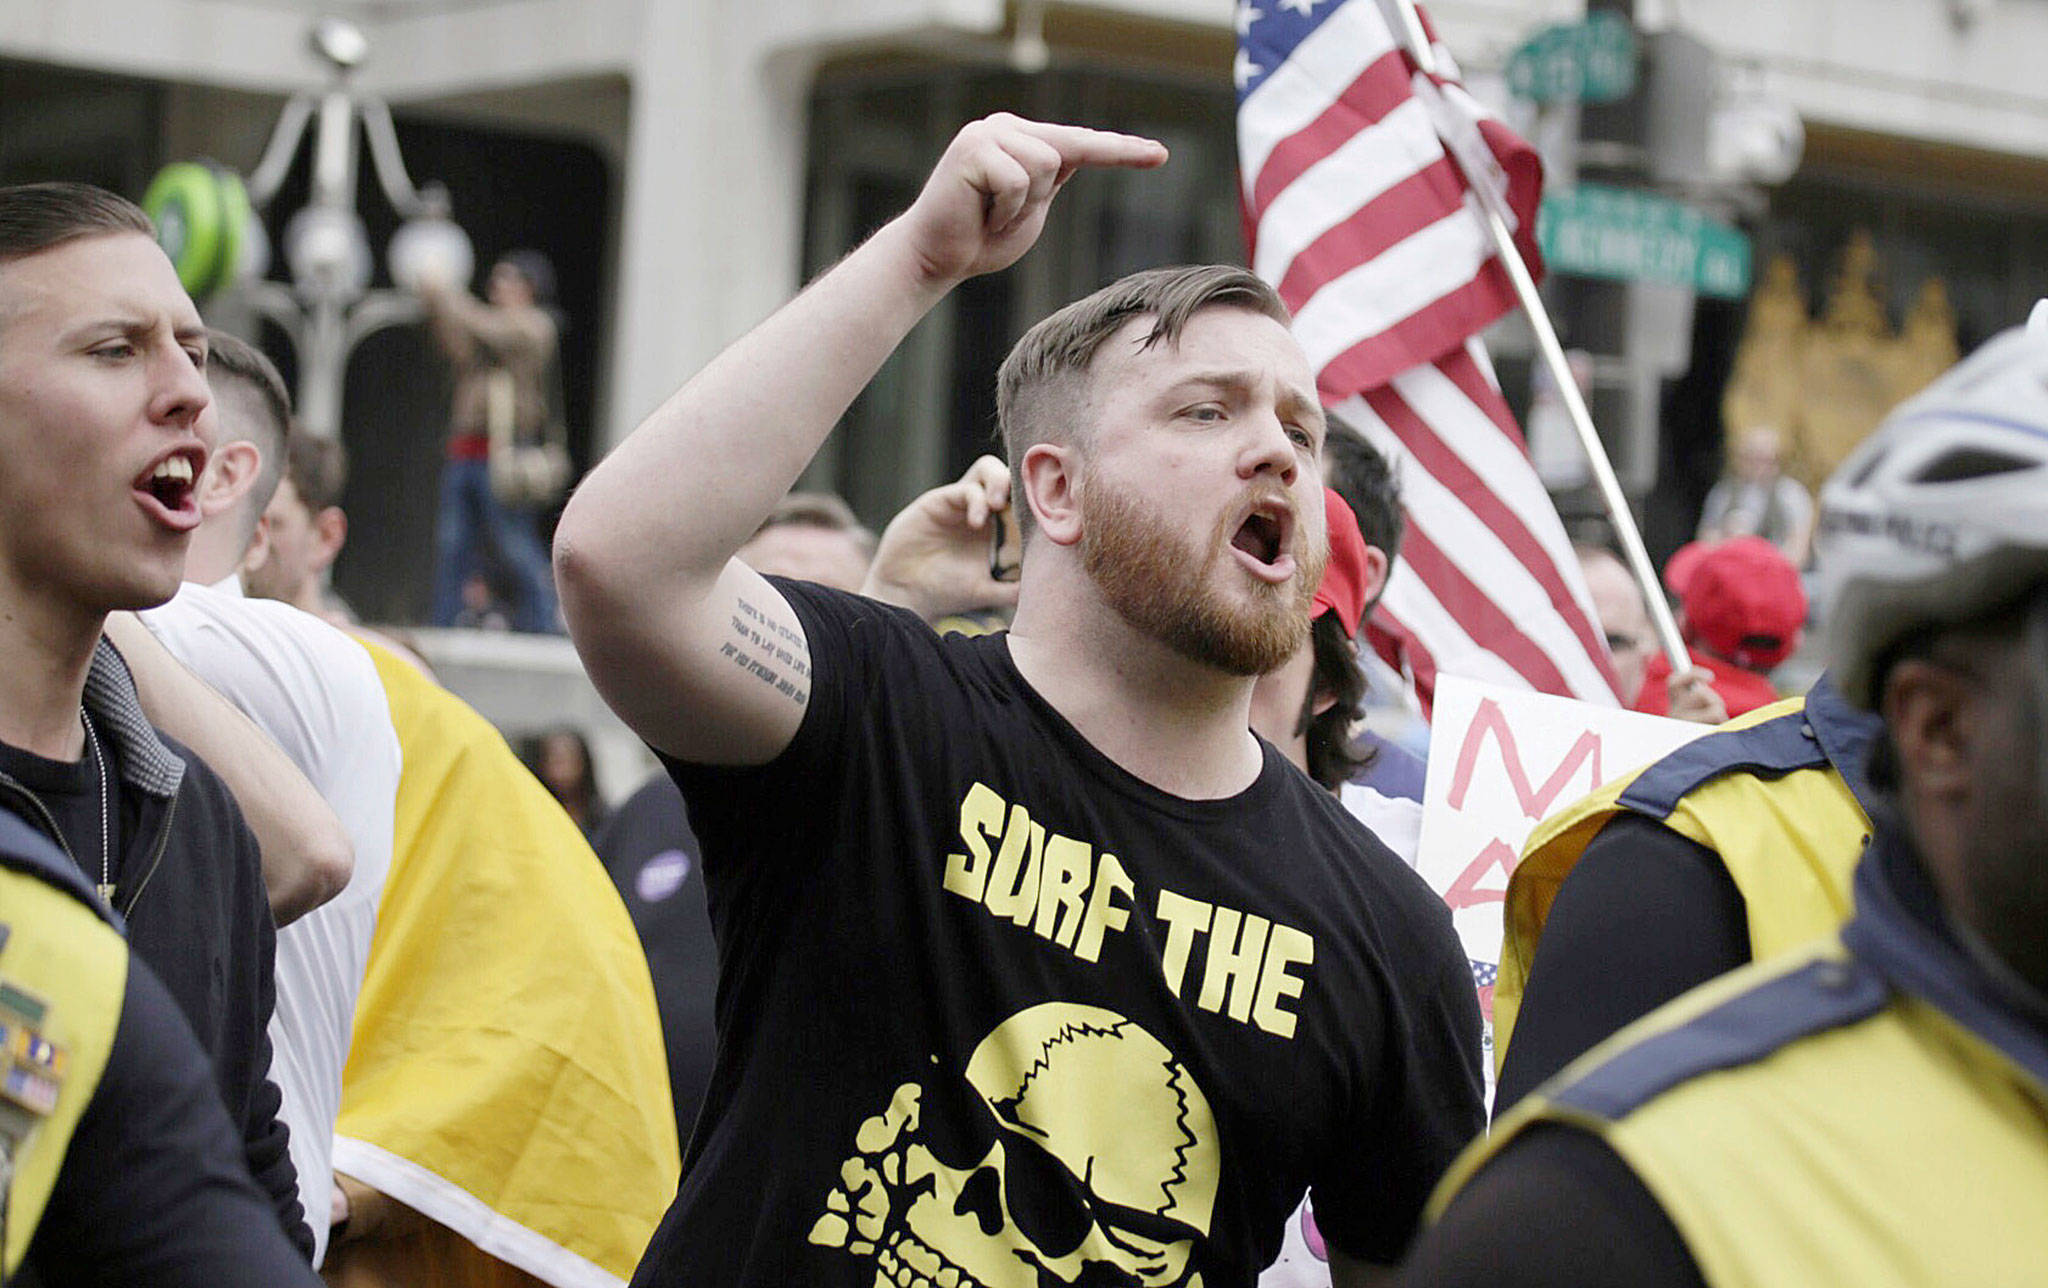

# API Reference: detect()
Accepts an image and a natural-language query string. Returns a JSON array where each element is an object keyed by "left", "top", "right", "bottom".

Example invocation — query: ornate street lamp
[{"left": 152, "top": 17, "right": 475, "bottom": 439}]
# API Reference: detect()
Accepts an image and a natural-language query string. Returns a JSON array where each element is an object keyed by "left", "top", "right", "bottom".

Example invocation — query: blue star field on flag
[{"left": 1235, "top": 0, "right": 1349, "bottom": 99}]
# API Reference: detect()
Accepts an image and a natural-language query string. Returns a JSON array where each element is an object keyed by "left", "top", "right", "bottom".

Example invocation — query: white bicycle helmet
[{"left": 1816, "top": 322, "right": 2048, "bottom": 708}]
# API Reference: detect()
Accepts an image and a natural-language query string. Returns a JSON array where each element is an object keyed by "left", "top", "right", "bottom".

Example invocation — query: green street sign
[
  {"left": 1506, "top": 12, "right": 1638, "bottom": 105},
  {"left": 1538, "top": 184, "right": 1753, "bottom": 299}
]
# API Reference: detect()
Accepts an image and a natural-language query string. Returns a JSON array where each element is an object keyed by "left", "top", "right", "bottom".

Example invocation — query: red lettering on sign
[
  {"left": 1444, "top": 838, "right": 1518, "bottom": 911},
  {"left": 1445, "top": 697, "right": 1604, "bottom": 821}
]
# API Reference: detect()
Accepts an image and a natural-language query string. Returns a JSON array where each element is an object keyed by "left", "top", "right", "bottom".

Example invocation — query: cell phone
[{"left": 989, "top": 508, "right": 1022, "bottom": 583}]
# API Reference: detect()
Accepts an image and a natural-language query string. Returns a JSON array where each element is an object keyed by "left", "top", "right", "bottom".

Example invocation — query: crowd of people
[{"left": 0, "top": 110, "right": 2039, "bottom": 1288}]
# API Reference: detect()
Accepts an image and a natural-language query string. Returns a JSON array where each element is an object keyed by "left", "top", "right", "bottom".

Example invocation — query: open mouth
[
  {"left": 133, "top": 448, "right": 205, "bottom": 528},
  {"left": 1230, "top": 504, "right": 1290, "bottom": 568}
]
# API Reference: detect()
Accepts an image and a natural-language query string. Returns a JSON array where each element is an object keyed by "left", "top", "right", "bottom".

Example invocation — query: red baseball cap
[
  {"left": 1313, "top": 488, "right": 1371, "bottom": 638},
  {"left": 1667, "top": 536, "right": 1807, "bottom": 671}
]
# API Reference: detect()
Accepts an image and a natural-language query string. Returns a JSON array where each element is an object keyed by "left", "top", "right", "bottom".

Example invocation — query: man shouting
[{"left": 558, "top": 115, "right": 1480, "bottom": 1288}]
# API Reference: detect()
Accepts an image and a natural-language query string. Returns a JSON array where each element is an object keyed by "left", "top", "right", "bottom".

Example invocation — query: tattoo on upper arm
[{"left": 719, "top": 597, "right": 812, "bottom": 705}]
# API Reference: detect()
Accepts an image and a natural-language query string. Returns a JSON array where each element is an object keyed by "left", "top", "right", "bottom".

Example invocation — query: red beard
[{"left": 1079, "top": 478, "right": 1323, "bottom": 678}]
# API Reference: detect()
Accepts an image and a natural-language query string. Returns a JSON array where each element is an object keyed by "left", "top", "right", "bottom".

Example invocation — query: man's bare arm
[
  {"left": 555, "top": 115, "right": 1164, "bottom": 766},
  {"left": 417, "top": 278, "right": 478, "bottom": 367},
  {"left": 103, "top": 613, "right": 352, "bottom": 924},
  {"left": 420, "top": 280, "right": 552, "bottom": 363}
]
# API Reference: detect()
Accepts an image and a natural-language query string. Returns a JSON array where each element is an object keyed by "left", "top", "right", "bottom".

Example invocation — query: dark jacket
[
  {"left": 0, "top": 809, "right": 322, "bottom": 1287},
  {"left": 0, "top": 641, "right": 310, "bottom": 1259}
]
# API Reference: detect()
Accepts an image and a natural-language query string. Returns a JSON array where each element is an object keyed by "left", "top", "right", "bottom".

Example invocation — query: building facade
[{"left": 7, "top": 0, "right": 2048, "bottom": 612}]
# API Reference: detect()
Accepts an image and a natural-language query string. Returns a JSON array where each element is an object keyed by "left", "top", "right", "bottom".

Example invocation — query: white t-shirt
[{"left": 141, "top": 578, "right": 401, "bottom": 1266}]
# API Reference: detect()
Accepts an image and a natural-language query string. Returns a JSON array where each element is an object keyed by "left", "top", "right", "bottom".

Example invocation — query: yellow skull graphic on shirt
[{"left": 809, "top": 1003, "right": 1220, "bottom": 1288}]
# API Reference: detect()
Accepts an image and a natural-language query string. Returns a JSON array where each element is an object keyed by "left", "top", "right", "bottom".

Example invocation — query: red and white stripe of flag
[
  {"left": 1238, "top": 0, "right": 1619, "bottom": 712},
  {"left": 1341, "top": 341, "right": 1619, "bottom": 708}
]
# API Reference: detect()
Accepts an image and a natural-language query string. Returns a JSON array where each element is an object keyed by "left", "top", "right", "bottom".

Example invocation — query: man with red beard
[{"left": 559, "top": 115, "right": 1482, "bottom": 1288}]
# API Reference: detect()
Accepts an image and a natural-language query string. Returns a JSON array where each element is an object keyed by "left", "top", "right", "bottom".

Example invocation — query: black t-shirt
[
  {"left": 0, "top": 720, "right": 133, "bottom": 898},
  {"left": 1492, "top": 815, "right": 1751, "bottom": 1115},
  {"left": 637, "top": 583, "right": 1483, "bottom": 1288},
  {"left": 588, "top": 773, "right": 718, "bottom": 1149}
]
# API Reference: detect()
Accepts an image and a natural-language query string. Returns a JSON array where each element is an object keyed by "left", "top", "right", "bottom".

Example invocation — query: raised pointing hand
[{"left": 897, "top": 114, "right": 1168, "bottom": 285}]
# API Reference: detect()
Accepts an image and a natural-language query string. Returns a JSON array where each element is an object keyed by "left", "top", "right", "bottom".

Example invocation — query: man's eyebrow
[
  {"left": 1164, "top": 370, "right": 1260, "bottom": 395},
  {"left": 58, "top": 314, "right": 206, "bottom": 349},
  {"left": 1164, "top": 371, "right": 1327, "bottom": 430},
  {"left": 1277, "top": 384, "right": 1326, "bottom": 431},
  {"left": 58, "top": 313, "right": 151, "bottom": 341}
]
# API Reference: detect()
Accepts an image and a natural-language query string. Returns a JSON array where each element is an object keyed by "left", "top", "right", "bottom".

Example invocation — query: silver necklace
[{"left": 81, "top": 710, "right": 112, "bottom": 904}]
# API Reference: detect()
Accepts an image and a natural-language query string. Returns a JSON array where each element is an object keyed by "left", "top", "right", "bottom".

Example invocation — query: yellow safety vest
[
  {"left": 0, "top": 814, "right": 125, "bottom": 1277},
  {"left": 1436, "top": 846, "right": 2048, "bottom": 1288},
  {"left": 1495, "top": 679, "right": 1882, "bottom": 1073}
]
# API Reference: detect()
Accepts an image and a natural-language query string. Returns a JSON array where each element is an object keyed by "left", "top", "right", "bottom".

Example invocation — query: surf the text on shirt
[{"left": 943, "top": 782, "right": 1316, "bottom": 1039}]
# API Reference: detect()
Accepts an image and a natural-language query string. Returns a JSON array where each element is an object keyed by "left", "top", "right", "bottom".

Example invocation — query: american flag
[
  {"left": 1470, "top": 958, "right": 1498, "bottom": 1019},
  {"left": 1238, "top": 0, "right": 1621, "bottom": 713}
]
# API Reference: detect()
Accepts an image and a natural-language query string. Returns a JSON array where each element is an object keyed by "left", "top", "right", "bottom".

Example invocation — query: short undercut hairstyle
[
  {"left": 205, "top": 330, "right": 294, "bottom": 521},
  {"left": 995, "top": 265, "right": 1291, "bottom": 537},
  {"left": 0, "top": 182, "right": 153, "bottom": 264},
  {"left": 284, "top": 432, "right": 350, "bottom": 514}
]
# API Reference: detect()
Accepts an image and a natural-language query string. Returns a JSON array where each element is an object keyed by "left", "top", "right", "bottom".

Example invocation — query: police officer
[
  {"left": 1398, "top": 325, "right": 2048, "bottom": 1287},
  {"left": 1491, "top": 668, "right": 1880, "bottom": 1111}
]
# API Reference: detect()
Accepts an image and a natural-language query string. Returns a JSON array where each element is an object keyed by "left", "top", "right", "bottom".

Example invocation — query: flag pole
[{"left": 1382, "top": 0, "right": 1690, "bottom": 681}]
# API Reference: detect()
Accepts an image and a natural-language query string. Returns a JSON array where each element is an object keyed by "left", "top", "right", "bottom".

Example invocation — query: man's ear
[
  {"left": 309, "top": 506, "right": 348, "bottom": 575},
  {"left": 1358, "top": 545, "right": 1392, "bottom": 610},
  {"left": 1881, "top": 659, "right": 1975, "bottom": 807},
  {"left": 198, "top": 440, "right": 262, "bottom": 521},
  {"left": 239, "top": 511, "right": 273, "bottom": 582},
  {"left": 1020, "top": 443, "right": 1083, "bottom": 548}
]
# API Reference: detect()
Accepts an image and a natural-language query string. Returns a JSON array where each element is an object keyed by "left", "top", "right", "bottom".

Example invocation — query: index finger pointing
[{"left": 1010, "top": 120, "right": 1169, "bottom": 170}]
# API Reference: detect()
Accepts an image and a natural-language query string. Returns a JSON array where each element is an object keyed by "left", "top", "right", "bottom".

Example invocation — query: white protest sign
[{"left": 1417, "top": 675, "right": 1712, "bottom": 1073}]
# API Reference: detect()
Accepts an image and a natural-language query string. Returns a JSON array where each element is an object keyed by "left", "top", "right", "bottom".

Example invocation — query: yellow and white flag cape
[{"left": 334, "top": 642, "right": 680, "bottom": 1287}]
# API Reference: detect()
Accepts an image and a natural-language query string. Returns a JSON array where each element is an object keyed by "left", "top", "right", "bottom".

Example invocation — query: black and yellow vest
[
  {"left": 1436, "top": 840, "right": 2048, "bottom": 1287},
  {"left": 0, "top": 810, "right": 125, "bottom": 1278},
  {"left": 1495, "top": 676, "right": 1884, "bottom": 1074}
]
